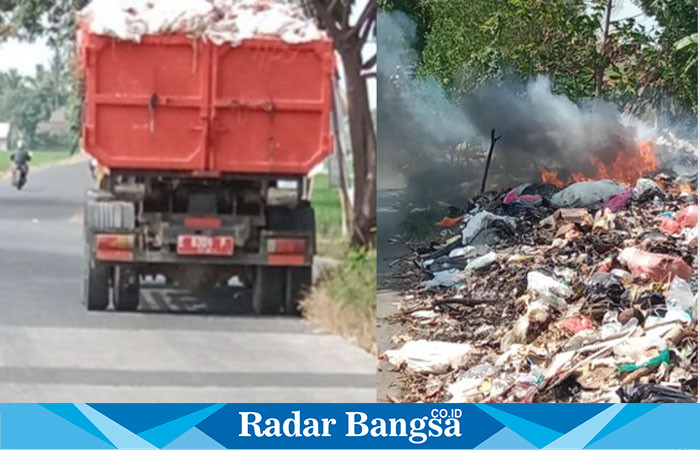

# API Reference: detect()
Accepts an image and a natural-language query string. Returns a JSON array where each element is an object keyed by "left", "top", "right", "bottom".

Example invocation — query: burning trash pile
[
  {"left": 80, "top": 0, "right": 324, "bottom": 45},
  {"left": 384, "top": 139, "right": 698, "bottom": 403}
]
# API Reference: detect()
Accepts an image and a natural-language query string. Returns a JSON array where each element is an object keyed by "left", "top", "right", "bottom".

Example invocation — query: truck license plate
[{"left": 177, "top": 235, "right": 234, "bottom": 256}]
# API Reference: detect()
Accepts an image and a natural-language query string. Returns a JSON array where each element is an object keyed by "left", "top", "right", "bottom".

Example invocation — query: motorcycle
[{"left": 11, "top": 164, "right": 28, "bottom": 191}]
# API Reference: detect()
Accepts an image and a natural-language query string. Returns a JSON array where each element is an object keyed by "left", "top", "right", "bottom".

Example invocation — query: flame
[
  {"left": 541, "top": 170, "right": 564, "bottom": 188},
  {"left": 540, "top": 140, "right": 658, "bottom": 187}
]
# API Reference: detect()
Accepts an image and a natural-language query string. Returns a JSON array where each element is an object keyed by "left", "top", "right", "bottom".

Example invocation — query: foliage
[
  {"left": 382, "top": 0, "right": 697, "bottom": 115},
  {"left": 326, "top": 247, "right": 377, "bottom": 309},
  {"left": 311, "top": 174, "right": 343, "bottom": 238},
  {"left": 629, "top": 0, "right": 698, "bottom": 114},
  {"left": 0, "top": 0, "right": 88, "bottom": 46},
  {"left": 0, "top": 48, "right": 71, "bottom": 148}
]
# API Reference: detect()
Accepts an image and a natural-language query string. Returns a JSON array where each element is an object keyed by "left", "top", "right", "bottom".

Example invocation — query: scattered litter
[
  {"left": 437, "top": 216, "right": 463, "bottom": 228},
  {"left": 388, "top": 153, "right": 697, "bottom": 403}
]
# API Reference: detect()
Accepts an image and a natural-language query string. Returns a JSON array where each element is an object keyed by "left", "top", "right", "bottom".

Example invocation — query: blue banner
[{"left": 1, "top": 403, "right": 699, "bottom": 449}]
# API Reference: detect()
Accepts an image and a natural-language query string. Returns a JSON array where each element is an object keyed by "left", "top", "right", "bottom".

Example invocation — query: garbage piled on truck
[
  {"left": 383, "top": 168, "right": 698, "bottom": 403},
  {"left": 80, "top": 0, "right": 324, "bottom": 45}
]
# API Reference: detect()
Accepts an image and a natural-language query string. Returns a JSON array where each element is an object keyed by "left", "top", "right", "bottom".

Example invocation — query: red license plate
[{"left": 177, "top": 235, "right": 234, "bottom": 256}]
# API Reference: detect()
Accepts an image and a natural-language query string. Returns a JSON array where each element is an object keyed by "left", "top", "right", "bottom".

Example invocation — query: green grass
[
  {"left": 0, "top": 150, "right": 73, "bottom": 173},
  {"left": 326, "top": 247, "right": 377, "bottom": 309},
  {"left": 311, "top": 173, "right": 348, "bottom": 258},
  {"left": 311, "top": 173, "right": 343, "bottom": 236}
]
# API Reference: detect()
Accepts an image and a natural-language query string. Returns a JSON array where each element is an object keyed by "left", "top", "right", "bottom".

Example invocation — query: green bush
[{"left": 326, "top": 247, "right": 377, "bottom": 309}]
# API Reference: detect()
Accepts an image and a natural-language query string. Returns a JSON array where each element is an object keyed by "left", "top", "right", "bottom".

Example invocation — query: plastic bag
[
  {"left": 601, "top": 187, "right": 633, "bottom": 212},
  {"left": 461, "top": 212, "right": 516, "bottom": 246},
  {"left": 551, "top": 180, "right": 625, "bottom": 208},
  {"left": 677, "top": 204, "right": 698, "bottom": 228},
  {"left": 466, "top": 252, "right": 498, "bottom": 271},
  {"left": 420, "top": 270, "right": 463, "bottom": 289},
  {"left": 527, "top": 272, "right": 573, "bottom": 307},
  {"left": 617, "top": 384, "right": 696, "bottom": 403},
  {"left": 585, "top": 273, "right": 626, "bottom": 310},
  {"left": 503, "top": 185, "right": 543, "bottom": 206},
  {"left": 632, "top": 178, "right": 662, "bottom": 202},
  {"left": 563, "top": 315, "right": 593, "bottom": 335},
  {"left": 384, "top": 340, "right": 473, "bottom": 374},
  {"left": 618, "top": 348, "right": 671, "bottom": 373},
  {"left": 659, "top": 217, "right": 682, "bottom": 235},
  {"left": 666, "top": 277, "right": 696, "bottom": 320},
  {"left": 618, "top": 248, "right": 693, "bottom": 281}
]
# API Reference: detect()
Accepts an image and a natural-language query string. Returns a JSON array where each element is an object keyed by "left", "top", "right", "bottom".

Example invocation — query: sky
[{"left": 0, "top": 38, "right": 53, "bottom": 75}]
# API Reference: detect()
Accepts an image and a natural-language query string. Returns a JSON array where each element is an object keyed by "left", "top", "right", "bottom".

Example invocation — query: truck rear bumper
[{"left": 92, "top": 231, "right": 313, "bottom": 267}]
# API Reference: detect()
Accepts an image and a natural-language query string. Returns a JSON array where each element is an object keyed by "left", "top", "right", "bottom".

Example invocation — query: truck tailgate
[{"left": 81, "top": 31, "right": 335, "bottom": 175}]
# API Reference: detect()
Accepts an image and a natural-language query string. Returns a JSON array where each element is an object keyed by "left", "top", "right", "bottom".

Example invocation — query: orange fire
[{"left": 540, "top": 140, "right": 658, "bottom": 187}]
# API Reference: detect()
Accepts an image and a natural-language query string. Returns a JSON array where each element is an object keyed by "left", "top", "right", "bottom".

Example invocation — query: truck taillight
[
  {"left": 267, "top": 238, "right": 306, "bottom": 255},
  {"left": 95, "top": 234, "right": 135, "bottom": 262}
]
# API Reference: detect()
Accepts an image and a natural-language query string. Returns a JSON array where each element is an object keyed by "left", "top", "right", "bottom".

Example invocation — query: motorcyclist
[{"left": 10, "top": 139, "right": 31, "bottom": 170}]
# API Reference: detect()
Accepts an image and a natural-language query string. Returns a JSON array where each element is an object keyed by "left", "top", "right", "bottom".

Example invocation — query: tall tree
[
  {"left": 629, "top": 0, "right": 698, "bottom": 114},
  {"left": 0, "top": 0, "right": 88, "bottom": 45},
  {"left": 306, "top": 0, "right": 377, "bottom": 248}
]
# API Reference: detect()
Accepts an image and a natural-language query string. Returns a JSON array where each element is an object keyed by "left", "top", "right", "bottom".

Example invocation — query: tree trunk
[
  {"left": 339, "top": 46, "right": 376, "bottom": 247},
  {"left": 595, "top": 0, "right": 613, "bottom": 96},
  {"left": 331, "top": 85, "right": 353, "bottom": 236}
]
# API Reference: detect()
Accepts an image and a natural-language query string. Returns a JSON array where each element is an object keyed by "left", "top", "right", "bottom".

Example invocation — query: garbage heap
[
  {"left": 80, "top": 0, "right": 324, "bottom": 45},
  {"left": 385, "top": 173, "right": 698, "bottom": 403}
]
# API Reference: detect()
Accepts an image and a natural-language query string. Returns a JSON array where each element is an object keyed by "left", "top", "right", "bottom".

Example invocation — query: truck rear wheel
[
  {"left": 84, "top": 258, "right": 110, "bottom": 311},
  {"left": 252, "top": 267, "right": 311, "bottom": 316},
  {"left": 83, "top": 228, "right": 110, "bottom": 311},
  {"left": 252, "top": 267, "right": 284, "bottom": 315},
  {"left": 285, "top": 267, "right": 312, "bottom": 315},
  {"left": 114, "top": 267, "right": 140, "bottom": 311}
]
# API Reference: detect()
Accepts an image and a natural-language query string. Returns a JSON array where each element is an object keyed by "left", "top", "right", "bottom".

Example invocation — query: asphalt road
[{"left": 0, "top": 161, "right": 375, "bottom": 402}]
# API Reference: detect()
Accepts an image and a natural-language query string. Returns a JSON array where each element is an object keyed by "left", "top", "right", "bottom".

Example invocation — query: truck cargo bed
[{"left": 79, "top": 31, "right": 335, "bottom": 175}]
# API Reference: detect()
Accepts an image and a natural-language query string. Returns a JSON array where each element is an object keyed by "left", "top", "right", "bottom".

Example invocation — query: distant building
[
  {"left": 37, "top": 107, "right": 70, "bottom": 136},
  {"left": 0, "top": 123, "right": 10, "bottom": 151}
]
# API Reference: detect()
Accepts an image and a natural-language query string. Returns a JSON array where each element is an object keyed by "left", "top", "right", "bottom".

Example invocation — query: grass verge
[
  {"left": 311, "top": 173, "right": 348, "bottom": 259},
  {"left": 0, "top": 150, "right": 73, "bottom": 174},
  {"left": 301, "top": 248, "right": 377, "bottom": 354}
]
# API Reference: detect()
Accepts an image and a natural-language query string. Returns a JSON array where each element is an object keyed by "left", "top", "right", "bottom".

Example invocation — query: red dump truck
[{"left": 79, "top": 27, "right": 335, "bottom": 314}]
